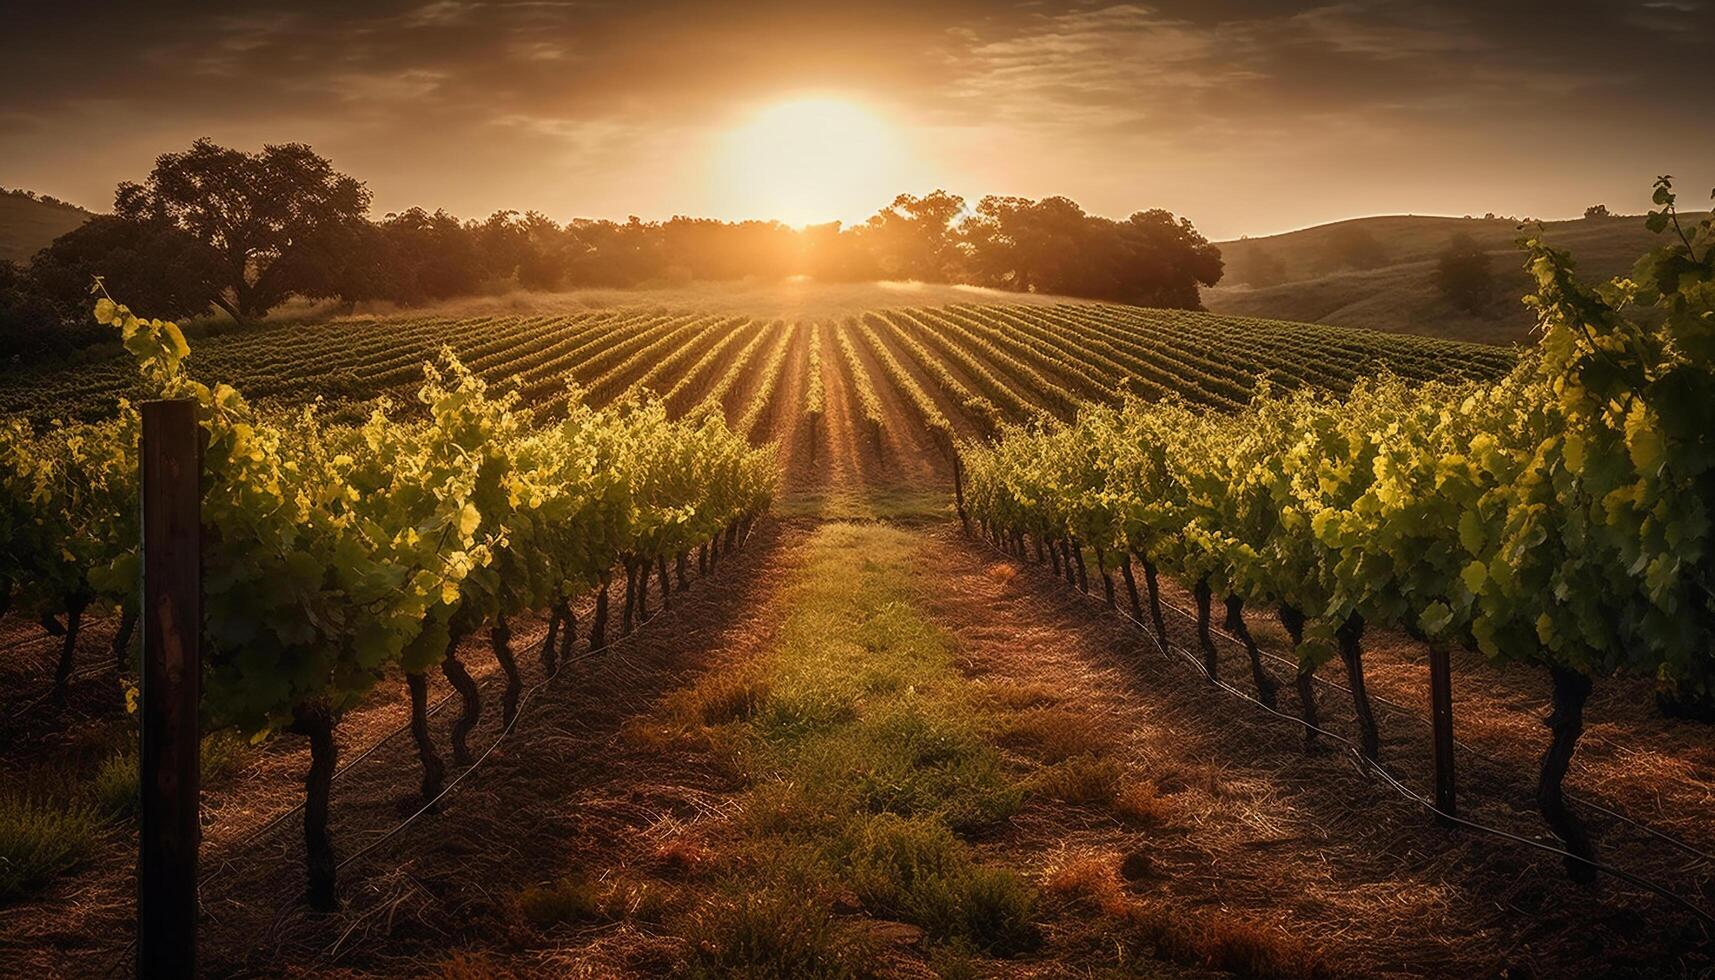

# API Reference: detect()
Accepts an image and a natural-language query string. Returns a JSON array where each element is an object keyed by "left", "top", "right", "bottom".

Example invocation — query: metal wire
[
  {"left": 1140, "top": 561, "right": 1715, "bottom": 867},
  {"left": 109, "top": 530, "right": 756, "bottom": 977},
  {"left": 973, "top": 533, "right": 1715, "bottom": 929}
]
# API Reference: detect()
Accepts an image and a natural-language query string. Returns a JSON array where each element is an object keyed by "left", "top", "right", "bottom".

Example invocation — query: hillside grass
[
  {"left": 0, "top": 194, "right": 94, "bottom": 265},
  {"left": 1208, "top": 212, "right": 1711, "bottom": 345}
]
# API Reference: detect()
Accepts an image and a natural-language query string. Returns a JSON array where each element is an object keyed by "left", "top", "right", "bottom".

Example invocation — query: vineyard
[{"left": 2, "top": 213, "right": 1713, "bottom": 978}]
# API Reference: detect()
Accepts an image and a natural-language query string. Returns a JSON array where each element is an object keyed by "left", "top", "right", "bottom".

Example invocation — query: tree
[
  {"left": 1584, "top": 203, "right": 1610, "bottom": 219},
  {"left": 1322, "top": 225, "right": 1389, "bottom": 272},
  {"left": 373, "top": 208, "right": 483, "bottom": 303},
  {"left": 959, "top": 196, "right": 1221, "bottom": 307},
  {"left": 0, "top": 260, "right": 68, "bottom": 357},
  {"left": 1231, "top": 246, "right": 1287, "bottom": 287},
  {"left": 1434, "top": 233, "right": 1493, "bottom": 314},
  {"left": 114, "top": 139, "right": 371, "bottom": 322},
  {"left": 28, "top": 215, "right": 225, "bottom": 325},
  {"left": 858, "top": 190, "right": 967, "bottom": 281}
]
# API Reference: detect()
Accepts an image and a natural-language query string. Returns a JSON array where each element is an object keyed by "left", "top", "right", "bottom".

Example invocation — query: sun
[{"left": 712, "top": 96, "right": 909, "bottom": 227}]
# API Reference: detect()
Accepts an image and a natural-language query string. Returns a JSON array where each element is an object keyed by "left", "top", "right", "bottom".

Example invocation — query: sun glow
[{"left": 712, "top": 96, "right": 910, "bottom": 227}]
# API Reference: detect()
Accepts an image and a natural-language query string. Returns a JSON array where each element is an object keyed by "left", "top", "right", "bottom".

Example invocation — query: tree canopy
[{"left": 6, "top": 140, "right": 1226, "bottom": 354}]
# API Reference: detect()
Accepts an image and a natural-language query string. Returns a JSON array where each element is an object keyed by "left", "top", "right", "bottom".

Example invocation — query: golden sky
[{"left": 2, "top": 0, "right": 1712, "bottom": 240}]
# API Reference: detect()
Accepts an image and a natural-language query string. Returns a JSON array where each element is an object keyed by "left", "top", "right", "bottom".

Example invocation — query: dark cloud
[{"left": 1, "top": 0, "right": 1710, "bottom": 238}]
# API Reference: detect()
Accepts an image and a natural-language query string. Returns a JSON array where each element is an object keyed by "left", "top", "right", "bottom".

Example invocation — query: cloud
[{"left": 0, "top": 0, "right": 1710, "bottom": 237}]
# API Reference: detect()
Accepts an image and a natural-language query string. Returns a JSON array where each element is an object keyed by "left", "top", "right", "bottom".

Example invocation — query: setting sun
[{"left": 711, "top": 96, "right": 911, "bottom": 226}]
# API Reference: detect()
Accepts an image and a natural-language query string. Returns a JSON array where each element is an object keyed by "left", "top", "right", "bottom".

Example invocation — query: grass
[
  {"left": 685, "top": 887, "right": 878, "bottom": 980},
  {"left": 515, "top": 872, "right": 604, "bottom": 929},
  {"left": 0, "top": 796, "right": 102, "bottom": 902},
  {"left": 86, "top": 732, "right": 254, "bottom": 819},
  {"left": 0, "top": 729, "right": 253, "bottom": 903},
  {"left": 1031, "top": 754, "right": 1125, "bottom": 807},
  {"left": 668, "top": 523, "right": 1039, "bottom": 972}
]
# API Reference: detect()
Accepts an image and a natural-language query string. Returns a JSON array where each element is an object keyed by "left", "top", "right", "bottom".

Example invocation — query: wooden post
[
  {"left": 1428, "top": 644, "right": 1456, "bottom": 823},
  {"left": 138, "top": 399, "right": 201, "bottom": 980},
  {"left": 951, "top": 452, "right": 970, "bottom": 535}
]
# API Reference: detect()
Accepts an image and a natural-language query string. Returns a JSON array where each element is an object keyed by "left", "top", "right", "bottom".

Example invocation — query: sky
[{"left": 2, "top": 0, "right": 1711, "bottom": 241}]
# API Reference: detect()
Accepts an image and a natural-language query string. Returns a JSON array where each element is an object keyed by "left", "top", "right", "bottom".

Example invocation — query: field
[{"left": 1, "top": 288, "right": 1710, "bottom": 979}]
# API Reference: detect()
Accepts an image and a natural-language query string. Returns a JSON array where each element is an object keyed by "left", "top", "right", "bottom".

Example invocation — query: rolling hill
[
  {"left": 0, "top": 190, "right": 94, "bottom": 265},
  {"left": 1205, "top": 212, "right": 1706, "bottom": 346}
]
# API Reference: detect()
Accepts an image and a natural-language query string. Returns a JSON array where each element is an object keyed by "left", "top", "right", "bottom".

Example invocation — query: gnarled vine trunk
[
  {"left": 556, "top": 599, "right": 577, "bottom": 663},
  {"left": 540, "top": 603, "right": 561, "bottom": 674},
  {"left": 1193, "top": 578, "right": 1218, "bottom": 680},
  {"left": 1337, "top": 613, "right": 1379, "bottom": 762},
  {"left": 290, "top": 703, "right": 339, "bottom": 912},
  {"left": 1069, "top": 538, "right": 1090, "bottom": 593},
  {"left": 52, "top": 595, "right": 89, "bottom": 704},
  {"left": 442, "top": 639, "right": 481, "bottom": 766},
  {"left": 621, "top": 561, "right": 638, "bottom": 636},
  {"left": 676, "top": 550, "right": 690, "bottom": 592},
  {"left": 1134, "top": 553, "right": 1168, "bottom": 647},
  {"left": 1223, "top": 595, "right": 1280, "bottom": 709},
  {"left": 658, "top": 555, "right": 672, "bottom": 611},
  {"left": 111, "top": 601, "right": 139, "bottom": 673},
  {"left": 406, "top": 672, "right": 444, "bottom": 804},
  {"left": 1539, "top": 665, "right": 1597, "bottom": 883},
  {"left": 1118, "top": 555, "right": 1144, "bottom": 624},
  {"left": 1277, "top": 605, "right": 1320, "bottom": 749},
  {"left": 589, "top": 574, "right": 611, "bottom": 652},
  {"left": 1095, "top": 547, "right": 1117, "bottom": 608}
]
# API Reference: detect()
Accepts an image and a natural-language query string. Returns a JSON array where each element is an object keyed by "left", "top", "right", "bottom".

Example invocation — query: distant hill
[
  {"left": 1205, "top": 213, "right": 1707, "bottom": 346},
  {"left": 0, "top": 190, "right": 95, "bottom": 265}
]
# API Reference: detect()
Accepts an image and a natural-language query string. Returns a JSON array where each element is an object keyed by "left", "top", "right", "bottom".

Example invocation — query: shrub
[
  {"left": 1032, "top": 755, "right": 1124, "bottom": 806},
  {"left": 516, "top": 873, "right": 603, "bottom": 929},
  {"left": 684, "top": 889, "right": 876, "bottom": 979},
  {"left": 0, "top": 797, "right": 103, "bottom": 901},
  {"left": 839, "top": 814, "right": 1039, "bottom": 954}
]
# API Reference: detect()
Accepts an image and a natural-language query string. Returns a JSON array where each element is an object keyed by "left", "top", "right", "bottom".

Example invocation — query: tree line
[{"left": 1, "top": 140, "right": 1223, "bottom": 357}]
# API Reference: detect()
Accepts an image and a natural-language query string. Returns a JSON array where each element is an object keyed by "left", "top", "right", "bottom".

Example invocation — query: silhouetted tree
[
  {"left": 1232, "top": 246, "right": 1287, "bottom": 287},
  {"left": 960, "top": 196, "right": 1221, "bottom": 307},
  {"left": 373, "top": 208, "right": 484, "bottom": 302},
  {"left": 0, "top": 260, "right": 72, "bottom": 357},
  {"left": 857, "top": 190, "right": 966, "bottom": 281},
  {"left": 1322, "top": 225, "right": 1389, "bottom": 272},
  {"left": 114, "top": 138, "right": 372, "bottom": 321},
  {"left": 27, "top": 215, "right": 226, "bottom": 325},
  {"left": 1584, "top": 203, "right": 1610, "bottom": 219},
  {"left": 1435, "top": 233, "right": 1494, "bottom": 314}
]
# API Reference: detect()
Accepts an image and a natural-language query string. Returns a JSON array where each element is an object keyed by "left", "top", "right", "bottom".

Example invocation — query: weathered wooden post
[
  {"left": 138, "top": 398, "right": 201, "bottom": 980},
  {"left": 1428, "top": 644, "right": 1457, "bottom": 823},
  {"left": 951, "top": 452, "right": 970, "bottom": 535}
]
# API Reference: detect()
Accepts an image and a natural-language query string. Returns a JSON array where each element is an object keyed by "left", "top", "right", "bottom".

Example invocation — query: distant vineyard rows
[{"left": 0, "top": 304, "right": 1515, "bottom": 432}]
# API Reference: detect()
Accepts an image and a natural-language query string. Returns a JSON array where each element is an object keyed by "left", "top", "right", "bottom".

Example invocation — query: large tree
[
  {"left": 1434, "top": 232, "right": 1494, "bottom": 314},
  {"left": 27, "top": 215, "right": 226, "bottom": 326},
  {"left": 960, "top": 195, "right": 1222, "bottom": 307},
  {"left": 858, "top": 190, "right": 967, "bottom": 281},
  {"left": 114, "top": 138, "right": 371, "bottom": 321}
]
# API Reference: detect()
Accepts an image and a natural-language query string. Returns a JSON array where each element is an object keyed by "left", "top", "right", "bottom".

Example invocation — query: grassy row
[{"left": 655, "top": 524, "right": 1038, "bottom": 975}]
